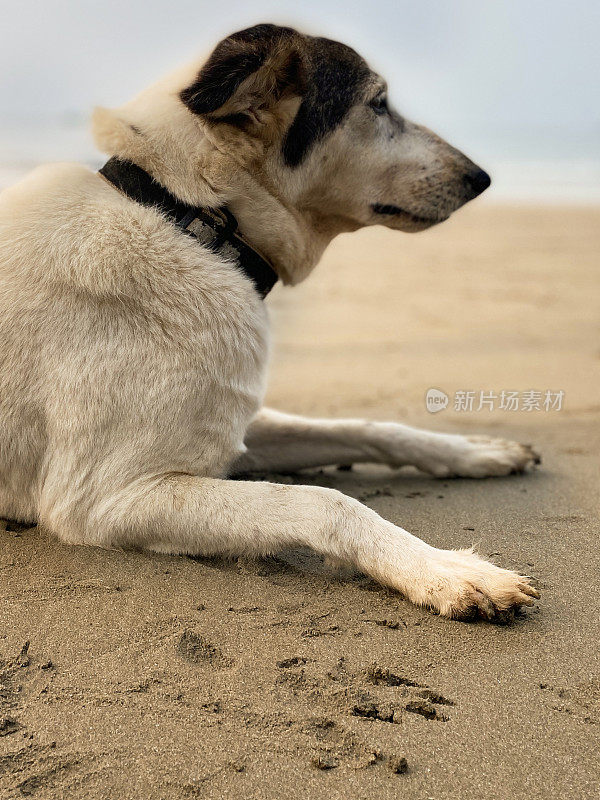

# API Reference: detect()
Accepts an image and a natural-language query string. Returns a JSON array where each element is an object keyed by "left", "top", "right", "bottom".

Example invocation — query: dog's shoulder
[
  {"left": 0, "top": 163, "right": 262, "bottom": 313},
  {"left": 0, "top": 162, "right": 99, "bottom": 222},
  {"left": 0, "top": 161, "right": 173, "bottom": 255}
]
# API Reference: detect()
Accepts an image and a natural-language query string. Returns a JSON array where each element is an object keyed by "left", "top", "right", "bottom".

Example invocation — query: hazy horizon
[{"left": 1, "top": 0, "right": 599, "bottom": 201}]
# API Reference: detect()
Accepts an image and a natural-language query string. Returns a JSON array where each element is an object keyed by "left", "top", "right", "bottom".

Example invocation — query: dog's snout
[{"left": 463, "top": 167, "right": 491, "bottom": 200}]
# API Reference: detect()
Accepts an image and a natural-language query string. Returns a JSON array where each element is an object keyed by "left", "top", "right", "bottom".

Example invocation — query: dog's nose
[{"left": 463, "top": 167, "right": 491, "bottom": 200}]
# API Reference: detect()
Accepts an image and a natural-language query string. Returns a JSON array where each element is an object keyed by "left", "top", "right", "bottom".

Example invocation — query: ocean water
[{"left": 1, "top": 118, "right": 599, "bottom": 204}]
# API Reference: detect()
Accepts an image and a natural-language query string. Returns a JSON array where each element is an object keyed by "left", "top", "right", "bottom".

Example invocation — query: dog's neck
[
  {"left": 90, "top": 60, "right": 354, "bottom": 286},
  {"left": 99, "top": 156, "right": 280, "bottom": 297}
]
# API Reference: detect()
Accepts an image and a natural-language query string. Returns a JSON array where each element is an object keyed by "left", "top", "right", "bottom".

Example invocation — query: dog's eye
[{"left": 369, "top": 94, "right": 388, "bottom": 115}]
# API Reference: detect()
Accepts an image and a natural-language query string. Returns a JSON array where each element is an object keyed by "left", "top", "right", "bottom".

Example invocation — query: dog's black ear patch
[
  {"left": 182, "top": 26, "right": 371, "bottom": 166},
  {"left": 180, "top": 51, "right": 265, "bottom": 116},
  {"left": 282, "top": 38, "right": 370, "bottom": 167},
  {"left": 180, "top": 23, "right": 297, "bottom": 116}
]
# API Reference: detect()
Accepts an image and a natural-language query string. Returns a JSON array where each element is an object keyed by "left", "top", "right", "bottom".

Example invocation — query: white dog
[{"left": 0, "top": 24, "right": 539, "bottom": 620}]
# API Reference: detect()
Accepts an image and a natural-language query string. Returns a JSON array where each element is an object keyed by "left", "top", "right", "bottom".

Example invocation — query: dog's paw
[
  {"left": 419, "top": 548, "right": 540, "bottom": 621},
  {"left": 414, "top": 434, "right": 540, "bottom": 478}
]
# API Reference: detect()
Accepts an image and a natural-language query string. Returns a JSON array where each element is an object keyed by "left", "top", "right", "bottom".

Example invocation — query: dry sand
[{"left": 1, "top": 204, "right": 599, "bottom": 799}]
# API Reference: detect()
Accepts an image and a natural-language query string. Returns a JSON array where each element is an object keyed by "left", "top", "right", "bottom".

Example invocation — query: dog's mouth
[{"left": 371, "top": 203, "right": 448, "bottom": 229}]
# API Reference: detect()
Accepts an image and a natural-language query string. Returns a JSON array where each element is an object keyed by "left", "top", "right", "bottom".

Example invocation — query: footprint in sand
[{"left": 176, "top": 630, "right": 234, "bottom": 668}]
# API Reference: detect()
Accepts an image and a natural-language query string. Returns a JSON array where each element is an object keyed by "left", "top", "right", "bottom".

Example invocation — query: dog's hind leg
[
  {"left": 68, "top": 473, "right": 537, "bottom": 620},
  {"left": 231, "top": 408, "right": 539, "bottom": 478}
]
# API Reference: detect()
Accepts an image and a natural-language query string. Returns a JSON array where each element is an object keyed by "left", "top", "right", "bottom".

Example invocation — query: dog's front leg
[
  {"left": 231, "top": 408, "right": 539, "bottom": 477},
  {"left": 88, "top": 474, "right": 537, "bottom": 620}
]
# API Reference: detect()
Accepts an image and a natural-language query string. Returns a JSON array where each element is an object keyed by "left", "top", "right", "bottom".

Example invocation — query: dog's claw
[{"left": 518, "top": 582, "right": 541, "bottom": 599}]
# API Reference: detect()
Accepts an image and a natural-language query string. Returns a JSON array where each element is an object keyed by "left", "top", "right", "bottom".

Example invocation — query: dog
[{"left": 0, "top": 23, "right": 539, "bottom": 620}]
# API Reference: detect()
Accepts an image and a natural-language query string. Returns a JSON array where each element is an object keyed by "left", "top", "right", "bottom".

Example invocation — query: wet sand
[{"left": 1, "top": 204, "right": 599, "bottom": 799}]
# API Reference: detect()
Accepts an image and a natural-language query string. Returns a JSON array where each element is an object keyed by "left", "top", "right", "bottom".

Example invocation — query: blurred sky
[{"left": 0, "top": 0, "right": 599, "bottom": 199}]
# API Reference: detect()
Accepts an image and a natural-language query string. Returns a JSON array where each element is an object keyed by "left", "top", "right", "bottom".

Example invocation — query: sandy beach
[{"left": 1, "top": 203, "right": 599, "bottom": 799}]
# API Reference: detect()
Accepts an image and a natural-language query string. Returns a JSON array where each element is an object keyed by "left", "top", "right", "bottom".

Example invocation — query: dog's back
[{"left": 0, "top": 166, "right": 70, "bottom": 521}]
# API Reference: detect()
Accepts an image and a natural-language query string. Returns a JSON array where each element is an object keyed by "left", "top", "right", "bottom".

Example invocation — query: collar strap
[{"left": 98, "top": 157, "right": 278, "bottom": 298}]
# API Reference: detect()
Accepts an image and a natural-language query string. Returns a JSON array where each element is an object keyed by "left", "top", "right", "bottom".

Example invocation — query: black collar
[{"left": 98, "top": 157, "right": 278, "bottom": 298}]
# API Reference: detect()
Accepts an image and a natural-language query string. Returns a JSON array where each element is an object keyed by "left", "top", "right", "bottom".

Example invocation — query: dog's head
[
  {"left": 93, "top": 24, "right": 490, "bottom": 282},
  {"left": 179, "top": 24, "right": 490, "bottom": 233}
]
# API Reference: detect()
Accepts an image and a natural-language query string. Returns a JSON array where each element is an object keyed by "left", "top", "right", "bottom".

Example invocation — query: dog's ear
[
  {"left": 282, "top": 39, "right": 369, "bottom": 167},
  {"left": 180, "top": 24, "right": 304, "bottom": 125}
]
